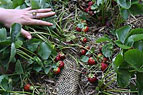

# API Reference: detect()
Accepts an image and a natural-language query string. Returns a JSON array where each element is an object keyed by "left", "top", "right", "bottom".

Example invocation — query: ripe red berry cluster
[
  {"left": 79, "top": 36, "right": 97, "bottom": 66},
  {"left": 97, "top": 48, "right": 109, "bottom": 71},
  {"left": 24, "top": 84, "right": 34, "bottom": 91},
  {"left": 81, "top": 47, "right": 109, "bottom": 83},
  {"left": 80, "top": 47, "right": 97, "bottom": 66},
  {"left": 53, "top": 52, "right": 66, "bottom": 74},
  {"left": 85, "top": 1, "right": 95, "bottom": 16},
  {"left": 75, "top": 21, "right": 90, "bottom": 57},
  {"left": 76, "top": 26, "right": 89, "bottom": 32},
  {"left": 87, "top": 53, "right": 109, "bottom": 83}
]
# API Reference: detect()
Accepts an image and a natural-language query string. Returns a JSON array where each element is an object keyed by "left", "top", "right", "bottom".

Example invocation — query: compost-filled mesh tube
[{"left": 55, "top": 55, "right": 80, "bottom": 95}]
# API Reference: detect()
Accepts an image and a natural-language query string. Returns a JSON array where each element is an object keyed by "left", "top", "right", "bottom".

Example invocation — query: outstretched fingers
[{"left": 20, "top": 8, "right": 55, "bottom": 39}]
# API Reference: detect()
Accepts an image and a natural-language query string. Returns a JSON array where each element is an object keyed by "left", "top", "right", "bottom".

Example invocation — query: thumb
[{"left": 21, "top": 28, "right": 32, "bottom": 40}]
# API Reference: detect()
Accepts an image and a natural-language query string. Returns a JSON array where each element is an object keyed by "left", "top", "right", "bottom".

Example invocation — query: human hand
[{"left": 0, "top": 8, "right": 55, "bottom": 39}]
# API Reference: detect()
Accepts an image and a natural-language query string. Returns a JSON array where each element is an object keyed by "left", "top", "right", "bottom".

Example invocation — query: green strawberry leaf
[
  {"left": 115, "top": 25, "right": 131, "bottom": 44},
  {"left": 15, "top": 60, "right": 23, "bottom": 74},
  {"left": 102, "top": 43, "right": 113, "bottom": 58},
  {"left": 136, "top": 72, "right": 143, "bottom": 95},
  {"left": 38, "top": 42, "right": 51, "bottom": 60},
  {"left": 117, "top": 69, "right": 131, "bottom": 88},
  {"left": 81, "top": 56, "right": 89, "bottom": 63},
  {"left": 10, "top": 23, "right": 21, "bottom": 42},
  {"left": 112, "top": 53, "right": 124, "bottom": 72},
  {"left": 117, "top": 0, "right": 131, "bottom": 9},
  {"left": 8, "top": 43, "right": 16, "bottom": 64},
  {"left": 0, "top": 28, "right": 7, "bottom": 41},
  {"left": 124, "top": 49, "right": 143, "bottom": 72}
]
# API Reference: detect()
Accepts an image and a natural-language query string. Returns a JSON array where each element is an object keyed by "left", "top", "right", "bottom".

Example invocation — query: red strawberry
[
  {"left": 55, "top": 56, "right": 61, "bottom": 62},
  {"left": 57, "top": 61, "right": 64, "bottom": 69},
  {"left": 85, "top": 46, "right": 90, "bottom": 50},
  {"left": 85, "top": 6, "right": 91, "bottom": 13},
  {"left": 80, "top": 49, "right": 87, "bottom": 55},
  {"left": 103, "top": 57, "right": 108, "bottom": 62},
  {"left": 82, "top": 26, "right": 89, "bottom": 32},
  {"left": 24, "top": 84, "right": 31, "bottom": 91},
  {"left": 88, "top": 74, "right": 98, "bottom": 83},
  {"left": 58, "top": 53, "right": 66, "bottom": 60},
  {"left": 88, "top": 57, "right": 96, "bottom": 65},
  {"left": 82, "top": 37, "right": 88, "bottom": 43},
  {"left": 53, "top": 67, "right": 61, "bottom": 74},
  {"left": 101, "top": 62, "right": 108, "bottom": 71},
  {"left": 76, "top": 27, "right": 81, "bottom": 32},
  {"left": 88, "top": 1, "right": 94, "bottom": 6},
  {"left": 85, "top": 8, "right": 90, "bottom": 13}
]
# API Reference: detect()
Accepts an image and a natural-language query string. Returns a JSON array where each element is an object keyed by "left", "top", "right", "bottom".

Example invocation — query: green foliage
[
  {"left": 0, "top": 23, "right": 57, "bottom": 94},
  {"left": 115, "top": 40, "right": 131, "bottom": 49},
  {"left": 30, "top": 0, "right": 41, "bottom": 9},
  {"left": 81, "top": 56, "right": 89, "bottom": 63},
  {"left": 9, "top": 43, "right": 16, "bottom": 64},
  {"left": 98, "top": 24, "right": 143, "bottom": 94},
  {"left": 117, "top": 0, "right": 131, "bottom": 9},
  {"left": 10, "top": 23, "right": 21, "bottom": 42},
  {"left": 15, "top": 60, "right": 24, "bottom": 74},
  {"left": 96, "top": 36, "right": 112, "bottom": 43},
  {"left": 115, "top": 25, "right": 131, "bottom": 43},
  {"left": 38, "top": 42, "right": 52, "bottom": 60},
  {"left": 0, "top": 28, "right": 7, "bottom": 41},
  {"left": 0, "top": 0, "right": 62, "bottom": 94},
  {"left": 117, "top": 69, "right": 131, "bottom": 88},
  {"left": 136, "top": 72, "right": 143, "bottom": 95},
  {"left": 12, "top": 0, "right": 24, "bottom": 8},
  {"left": 124, "top": 49, "right": 143, "bottom": 72},
  {"left": 130, "top": 4, "right": 143, "bottom": 15},
  {"left": 102, "top": 43, "right": 113, "bottom": 58},
  {"left": 0, "top": 0, "right": 13, "bottom": 8},
  {"left": 112, "top": 54, "right": 124, "bottom": 72}
]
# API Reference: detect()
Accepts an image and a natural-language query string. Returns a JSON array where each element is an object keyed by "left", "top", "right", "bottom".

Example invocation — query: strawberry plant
[
  {"left": 96, "top": 25, "right": 143, "bottom": 94},
  {"left": 0, "top": 0, "right": 67, "bottom": 94},
  {"left": 0, "top": 23, "right": 58, "bottom": 94}
]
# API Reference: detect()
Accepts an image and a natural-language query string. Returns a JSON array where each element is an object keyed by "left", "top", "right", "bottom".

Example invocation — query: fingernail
[
  {"left": 51, "top": 12, "right": 56, "bottom": 14},
  {"left": 50, "top": 23, "right": 53, "bottom": 26},
  {"left": 27, "top": 36, "right": 32, "bottom": 40}
]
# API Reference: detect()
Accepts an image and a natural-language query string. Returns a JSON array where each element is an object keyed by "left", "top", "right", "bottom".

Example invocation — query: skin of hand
[{"left": 0, "top": 8, "right": 55, "bottom": 39}]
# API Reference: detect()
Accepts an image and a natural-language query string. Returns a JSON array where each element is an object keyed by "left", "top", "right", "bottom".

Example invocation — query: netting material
[{"left": 55, "top": 56, "right": 80, "bottom": 95}]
